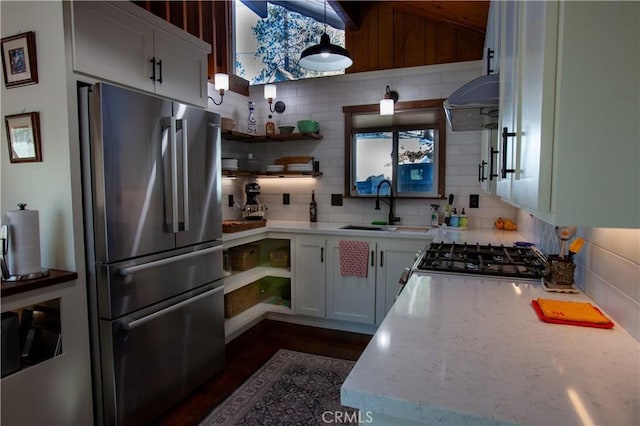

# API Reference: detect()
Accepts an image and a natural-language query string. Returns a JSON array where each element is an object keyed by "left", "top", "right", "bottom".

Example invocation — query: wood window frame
[{"left": 342, "top": 99, "right": 447, "bottom": 199}]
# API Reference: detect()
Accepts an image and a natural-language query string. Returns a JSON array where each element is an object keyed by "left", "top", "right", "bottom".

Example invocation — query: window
[
  {"left": 343, "top": 100, "right": 447, "bottom": 199},
  {"left": 234, "top": 1, "right": 346, "bottom": 84}
]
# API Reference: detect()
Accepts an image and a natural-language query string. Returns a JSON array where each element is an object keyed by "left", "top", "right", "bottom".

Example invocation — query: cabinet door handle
[
  {"left": 489, "top": 148, "right": 499, "bottom": 180},
  {"left": 156, "top": 59, "right": 163, "bottom": 84},
  {"left": 150, "top": 57, "right": 156, "bottom": 82},
  {"left": 479, "top": 161, "right": 487, "bottom": 182},
  {"left": 380, "top": 250, "right": 384, "bottom": 267},
  {"left": 501, "top": 127, "right": 516, "bottom": 178},
  {"left": 320, "top": 247, "right": 324, "bottom": 263},
  {"left": 371, "top": 250, "right": 374, "bottom": 267},
  {"left": 486, "top": 48, "right": 494, "bottom": 75}
]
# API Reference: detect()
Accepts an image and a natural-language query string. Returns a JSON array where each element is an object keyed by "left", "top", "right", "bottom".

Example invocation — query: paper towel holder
[{"left": 1, "top": 204, "right": 49, "bottom": 281}]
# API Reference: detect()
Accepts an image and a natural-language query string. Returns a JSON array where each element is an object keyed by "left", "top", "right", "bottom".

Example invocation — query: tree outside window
[{"left": 235, "top": 1, "right": 345, "bottom": 84}]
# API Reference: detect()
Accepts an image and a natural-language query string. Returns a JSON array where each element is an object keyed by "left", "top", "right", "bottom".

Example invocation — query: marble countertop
[
  {"left": 222, "top": 220, "right": 526, "bottom": 246},
  {"left": 341, "top": 273, "right": 640, "bottom": 425}
]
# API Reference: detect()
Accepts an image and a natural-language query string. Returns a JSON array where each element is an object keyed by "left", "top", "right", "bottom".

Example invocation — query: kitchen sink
[
  {"left": 340, "top": 225, "right": 398, "bottom": 232},
  {"left": 339, "top": 224, "right": 429, "bottom": 233}
]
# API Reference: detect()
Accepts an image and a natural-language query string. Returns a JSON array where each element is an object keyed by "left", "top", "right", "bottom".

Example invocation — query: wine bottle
[{"left": 310, "top": 190, "right": 317, "bottom": 222}]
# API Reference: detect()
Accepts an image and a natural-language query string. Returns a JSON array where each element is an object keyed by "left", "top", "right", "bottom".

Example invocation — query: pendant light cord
[{"left": 323, "top": 0, "right": 327, "bottom": 33}]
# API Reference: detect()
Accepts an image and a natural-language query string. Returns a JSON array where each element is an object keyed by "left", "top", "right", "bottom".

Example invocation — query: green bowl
[{"left": 297, "top": 120, "right": 320, "bottom": 134}]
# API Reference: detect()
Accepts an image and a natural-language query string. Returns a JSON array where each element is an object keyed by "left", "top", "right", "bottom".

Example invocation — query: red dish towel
[
  {"left": 339, "top": 240, "right": 370, "bottom": 277},
  {"left": 531, "top": 300, "right": 614, "bottom": 329}
]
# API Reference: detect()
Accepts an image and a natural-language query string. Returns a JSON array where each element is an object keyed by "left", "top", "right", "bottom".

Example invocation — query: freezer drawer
[
  {"left": 99, "top": 282, "right": 225, "bottom": 426},
  {"left": 98, "top": 242, "right": 223, "bottom": 319}
]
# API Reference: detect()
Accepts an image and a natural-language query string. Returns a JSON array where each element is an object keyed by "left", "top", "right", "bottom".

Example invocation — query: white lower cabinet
[
  {"left": 294, "top": 237, "right": 326, "bottom": 318},
  {"left": 326, "top": 238, "right": 377, "bottom": 324},
  {"left": 375, "top": 240, "right": 425, "bottom": 325},
  {"left": 294, "top": 235, "right": 424, "bottom": 326}
]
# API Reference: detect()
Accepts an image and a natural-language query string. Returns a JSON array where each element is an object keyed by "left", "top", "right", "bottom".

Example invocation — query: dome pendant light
[{"left": 299, "top": 1, "right": 352, "bottom": 72}]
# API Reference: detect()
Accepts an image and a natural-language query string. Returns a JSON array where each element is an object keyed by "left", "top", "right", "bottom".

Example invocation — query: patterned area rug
[{"left": 200, "top": 349, "right": 357, "bottom": 425}]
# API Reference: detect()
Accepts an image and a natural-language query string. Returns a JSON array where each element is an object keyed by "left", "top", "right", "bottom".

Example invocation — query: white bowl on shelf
[
  {"left": 266, "top": 165, "right": 285, "bottom": 172},
  {"left": 287, "top": 163, "right": 313, "bottom": 172},
  {"left": 222, "top": 159, "right": 239, "bottom": 169}
]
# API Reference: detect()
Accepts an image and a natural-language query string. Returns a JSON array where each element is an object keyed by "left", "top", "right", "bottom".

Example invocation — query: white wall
[
  {"left": 0, "top": 1, "right": 93, "bottom": 424},
  {"left": 517, "top": 210, "right": 640, "bottom": 342},
  {"left": 1, "top": 1, "right": 75, "bottom": 269},
  {"left": 212, "top": 61, "right": 516, "bottom": 227}
]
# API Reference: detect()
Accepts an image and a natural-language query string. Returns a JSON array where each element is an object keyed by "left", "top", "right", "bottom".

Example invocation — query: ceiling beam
[{"left": 330, "top": 1, "right": 366, "bottom": 31}]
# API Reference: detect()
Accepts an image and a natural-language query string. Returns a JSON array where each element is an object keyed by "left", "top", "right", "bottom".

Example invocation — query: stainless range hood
[{"left": 443, "top": 73, "right": 499, "bottom": 131}]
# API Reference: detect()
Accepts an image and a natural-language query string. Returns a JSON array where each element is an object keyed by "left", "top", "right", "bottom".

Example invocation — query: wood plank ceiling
[
  {"left": 132, "top": 1, "right": 489, "bottom": 92},
  {"left": 340, "top": 1, "right": 488, "bottom": 73}
]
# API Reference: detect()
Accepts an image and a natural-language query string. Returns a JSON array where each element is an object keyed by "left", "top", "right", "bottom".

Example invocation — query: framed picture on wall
[
  {"left": 1, "top": 31, "right": 38, "bottom": 88},
  {"left": 5, "top": 112, "right": 42, "bottom": 163}
]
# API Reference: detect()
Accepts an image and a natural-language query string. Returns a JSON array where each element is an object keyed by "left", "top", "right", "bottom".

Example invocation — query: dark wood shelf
[
  {"left": 1, "top": 269, "right": 78, "bottom": 297},
  {"left": 221, "top": 130, "right": 322, "bottom": 143},
  {"left": 222, "top": 170, "right": 322, "bottom": 178}
]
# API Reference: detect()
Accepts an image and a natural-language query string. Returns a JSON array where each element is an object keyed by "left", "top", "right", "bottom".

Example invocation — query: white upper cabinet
[
  {"left": 483, "top": 0, "right": 501, "bottom": 76},
  {"left": 497, "top": 1, "right": 639, "bottom": 228},
  {"left": 510, "top": 1, "right": 557, "bottom": 213},
  {"left": 152, "top": 29, "right": 209, "bottom": 105},
  {"left": 71, "top": 1, "right": 210, "bottom": 107},
  {"left": 496, "top": 0, "right": 519, "bottom": 202}
]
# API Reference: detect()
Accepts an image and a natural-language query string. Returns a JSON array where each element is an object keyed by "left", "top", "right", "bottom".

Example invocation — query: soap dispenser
[{"left": 430, "top": 204, "right": 440, "bottom": 227}]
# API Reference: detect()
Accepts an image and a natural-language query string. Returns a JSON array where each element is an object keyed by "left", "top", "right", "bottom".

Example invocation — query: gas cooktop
[{"left": 416, "top": 242, "right": 547, "bottom": 279}]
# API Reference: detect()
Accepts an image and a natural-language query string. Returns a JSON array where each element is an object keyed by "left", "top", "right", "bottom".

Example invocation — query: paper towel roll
[{"left": 6, "top": 206, "right": 41, "bottom": 276}]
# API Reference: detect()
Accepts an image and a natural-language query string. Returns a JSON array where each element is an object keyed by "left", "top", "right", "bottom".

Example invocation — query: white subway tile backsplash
[
  {"left": 223, "top": 61, "right": 516, "bottom": 230},
  {"left": 517, "top": 211, "right": 640, "bottom": 341},
  {"left": 590, "top": 245, "right": 640, "bottom": 303},
  {"left": 608, "top": 228, "right": 640, "bottom": 264}
]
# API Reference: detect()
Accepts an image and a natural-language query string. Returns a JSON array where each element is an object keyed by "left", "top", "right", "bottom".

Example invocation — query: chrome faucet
[{"left": 375, "top": 179, "right": 401, "bottom": 225}]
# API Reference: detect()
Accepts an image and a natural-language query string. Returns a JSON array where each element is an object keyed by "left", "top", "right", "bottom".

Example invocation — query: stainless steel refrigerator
[{"left": 78, "top": 82, "right": 225, "bottom": 426}]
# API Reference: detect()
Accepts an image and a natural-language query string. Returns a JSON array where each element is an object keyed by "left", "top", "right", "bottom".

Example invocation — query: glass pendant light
[{"left": 299, "top": 0, "right": 352, "bottom": 72}]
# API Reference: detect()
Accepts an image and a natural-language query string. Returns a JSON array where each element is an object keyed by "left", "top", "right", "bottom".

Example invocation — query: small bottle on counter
[
  {"left": 310, "top": 190, "right": 317, "bottom": 222},
  {"left": 430, "top": 204, "right": 440, "bottom": 227},
  {"left": 266, "top": 115, "right": 275, "bottom": 136},
  {"left": 459, "top": 208, "right": 467, "bottom": 228},
  {"left": 450, "top": 208, "right": 459, "bottom": 227}
]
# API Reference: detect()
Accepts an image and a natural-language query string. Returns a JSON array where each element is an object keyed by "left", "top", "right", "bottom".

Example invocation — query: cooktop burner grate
[{"left": 416, "top": 242, "right": 547, "bottom": 279}]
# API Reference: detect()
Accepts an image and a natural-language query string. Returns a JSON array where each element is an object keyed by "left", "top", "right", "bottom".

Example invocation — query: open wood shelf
[
  {"left": 221, "top": 130, "right": 322, "bottom": 143},
  {"left": 222, "top": 170, "right": 322, "bottom": 178}
]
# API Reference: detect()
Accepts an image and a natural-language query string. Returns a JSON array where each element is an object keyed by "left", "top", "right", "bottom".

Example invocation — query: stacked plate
[
  {"left": 287, "top": 163, "right": 313, "bottom": 172},
  {"left": 222, "top": 158, "right": 238, "bottom": 170},
  {"left": 266, "top": 165, "right": 285, "bottom": 173}
]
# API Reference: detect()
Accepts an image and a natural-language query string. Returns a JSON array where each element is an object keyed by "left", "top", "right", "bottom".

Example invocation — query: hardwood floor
[{"left": 157, "top": 319, "right": 373, "bottom": 426}]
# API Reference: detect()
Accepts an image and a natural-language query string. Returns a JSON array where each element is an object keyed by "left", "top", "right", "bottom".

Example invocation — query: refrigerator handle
[
  {"left": 177, "top": 118, "right": 189, "bottom": 232},
  {"left": 122, "top": 285, "right": 223, "bottom": 330},
  {"left": 118, "top": 245, "right": 223, "bottom": 276},
  {"left": 162, "top": 117, "right": 179, "bottom": 233}
]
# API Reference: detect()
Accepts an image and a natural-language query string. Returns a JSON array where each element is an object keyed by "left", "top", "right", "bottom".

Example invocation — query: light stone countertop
[
  {"left": 341, "top": 273, "right": 640, "bottom": 425},
  {"left": 222, "top": 220, "right": 526, "bottom": 246}
]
